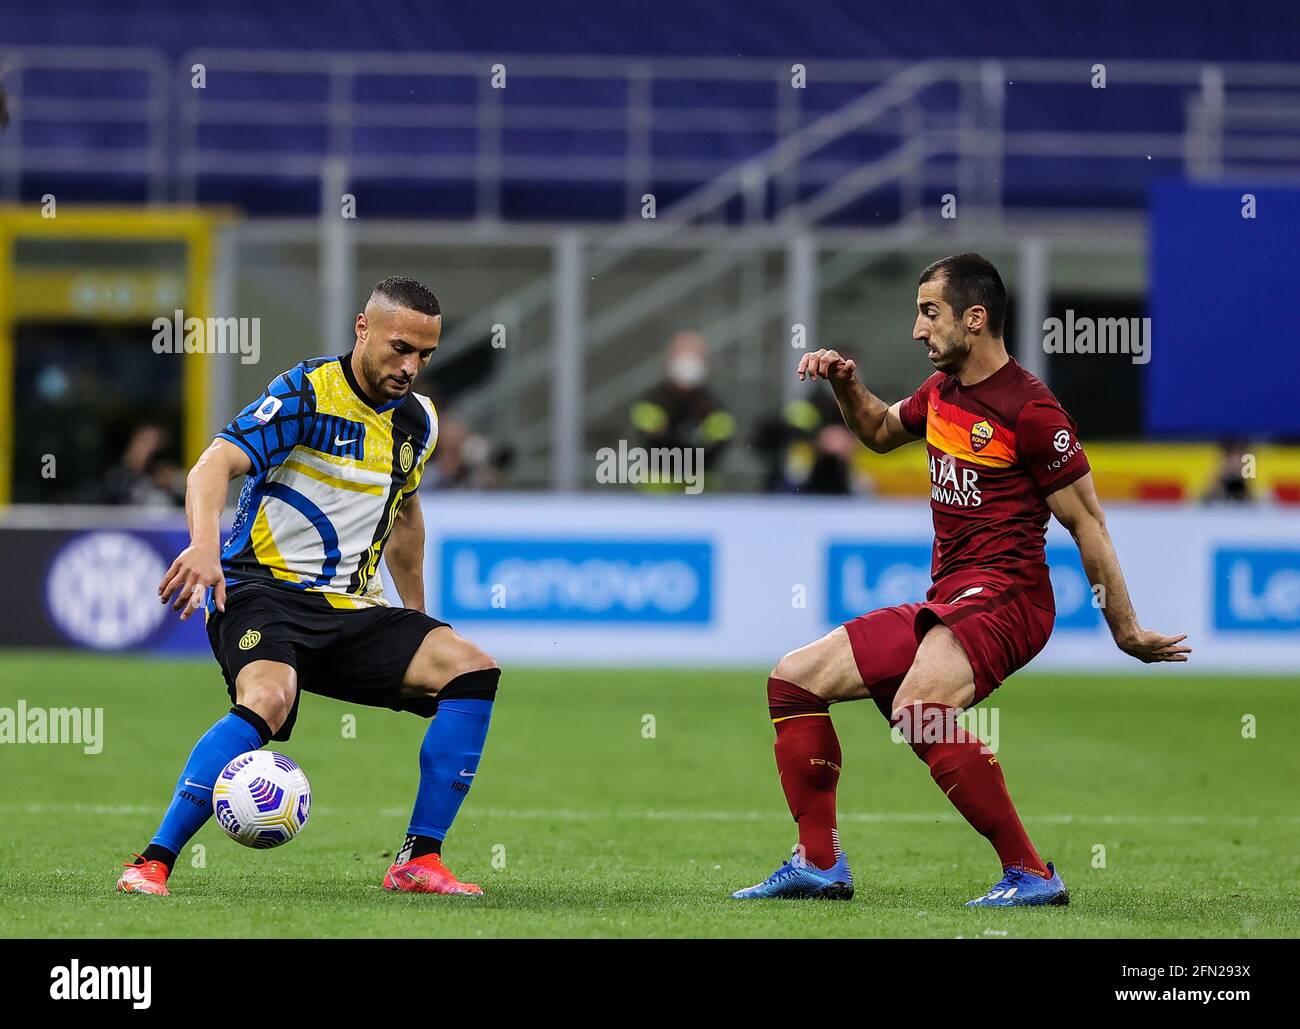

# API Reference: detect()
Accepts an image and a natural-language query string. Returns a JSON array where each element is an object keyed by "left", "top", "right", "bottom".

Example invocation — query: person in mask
[{"left": 628, "top": 331, "right": 735, "bottom": 492}]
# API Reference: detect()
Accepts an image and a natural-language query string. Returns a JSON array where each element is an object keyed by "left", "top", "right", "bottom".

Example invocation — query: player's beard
[
  {"left": 928, "top": 329, "right": 973, "bottom": 374},
  {"left": 360, "top": 348, "right": 411, "bottom": 399}
]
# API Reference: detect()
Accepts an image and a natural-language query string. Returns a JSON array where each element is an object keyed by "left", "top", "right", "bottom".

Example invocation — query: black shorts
[{"left": 205, "top": 581, "right": 450, "bottom": 741}]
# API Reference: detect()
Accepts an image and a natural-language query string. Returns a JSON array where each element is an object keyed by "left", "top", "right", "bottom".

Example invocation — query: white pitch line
[
  {"left": 455, "top": 808, "right": 1300, "bottom": 827},
  {"left": 3, "top": 802, "right": 1295, "bottom": 827}
]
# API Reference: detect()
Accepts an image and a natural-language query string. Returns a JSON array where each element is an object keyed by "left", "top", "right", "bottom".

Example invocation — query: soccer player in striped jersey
[
  {"left": 732, "top": 254, "right": 1190, "bottom": 906},
  {"left": 117, "top": 277, "right": 497, "bottom": 897}
]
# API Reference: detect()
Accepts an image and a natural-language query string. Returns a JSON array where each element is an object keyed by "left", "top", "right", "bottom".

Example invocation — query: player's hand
[
  {"left": 797, "top": 348, "right": 857, "bottom": 383},
  {"left": 1116, "top": 629, "right": 1192, "bottom": 663},
  {"left": 159, "top": 543, "right": 226, "bottom": 620}
]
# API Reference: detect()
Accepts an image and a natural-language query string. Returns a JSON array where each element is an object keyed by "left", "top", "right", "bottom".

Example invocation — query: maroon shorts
[{"left": 842, "top": 565, "right": 1055, "bottom": 712}]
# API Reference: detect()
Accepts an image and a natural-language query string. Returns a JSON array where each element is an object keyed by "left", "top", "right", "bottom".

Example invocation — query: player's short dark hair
[
  {"left": 918, "top": 253, "right": 1006, "bottom": 336},
  {"left": 370, "top": 276, "right": 441, "bottom": 317}
]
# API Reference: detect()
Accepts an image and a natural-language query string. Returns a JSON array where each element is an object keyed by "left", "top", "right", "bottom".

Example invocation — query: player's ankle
[
  {"left": 396, "top": 833, "right": 442, "bottom": 864},
  {"left": 139, "top": 844, "right": 177, "bottom": 871}
]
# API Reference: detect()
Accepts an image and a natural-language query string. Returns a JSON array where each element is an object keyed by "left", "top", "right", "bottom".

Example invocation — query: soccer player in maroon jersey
[{"left": 732, "top": 253, "right": 1190, "bottom": 906}]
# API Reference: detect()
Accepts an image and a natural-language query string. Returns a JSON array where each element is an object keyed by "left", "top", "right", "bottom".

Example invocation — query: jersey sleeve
[
  {"left": 216, "top": 365, "right": 317, "bottom": 474},
  {"left": 1016, "top": 398, "right": 1091, "bottom": 496},
  {"left": 897, "top": 372, "right": 942, "bottom": 437}
]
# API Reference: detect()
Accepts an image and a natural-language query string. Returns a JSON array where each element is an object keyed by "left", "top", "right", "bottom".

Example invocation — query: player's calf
[
  {"left": 115, "top": 697, "right": 277, "bottom": 896},
  {"left": 731, "top": 629, "right": 864, "bottom": 899},
  {"left": 389, "top": 630, "right": 500, "bottom": 891},
  {"left": 889, "top": 627, "right": 1051, "bottom": 885}
]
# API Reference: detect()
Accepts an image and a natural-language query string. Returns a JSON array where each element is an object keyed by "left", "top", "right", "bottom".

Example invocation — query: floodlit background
[{"left": 0, "top": 0, "right": 1298, "bottom": 942}]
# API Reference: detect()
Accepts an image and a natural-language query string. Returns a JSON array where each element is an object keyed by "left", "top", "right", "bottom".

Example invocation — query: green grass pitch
[{"left": 0, "top": 650, "right": 1296, "bottom": 938}]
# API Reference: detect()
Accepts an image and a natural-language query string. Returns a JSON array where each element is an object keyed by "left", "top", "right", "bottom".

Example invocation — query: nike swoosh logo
[
  {"left": 334, "top": 436, "right": 358, "bottom": 447},
  {"left": 183, "top": 779, "right": 212, "bottom": 792},
  {"left": 949, "top": 586, "right": 985, "bottom": 603},
  {"left": 458, "top": 769, "right": 475, "bottom": 778}
]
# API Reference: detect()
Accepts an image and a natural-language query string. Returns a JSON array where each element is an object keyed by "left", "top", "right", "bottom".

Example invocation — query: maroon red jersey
[{"left": 897, "top": 358, "right": 1089, "bottom": 584}]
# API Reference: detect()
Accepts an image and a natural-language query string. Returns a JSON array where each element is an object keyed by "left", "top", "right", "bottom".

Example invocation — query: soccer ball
[{"left": 212, "top": 751, "right": 311, "bottom": 849}]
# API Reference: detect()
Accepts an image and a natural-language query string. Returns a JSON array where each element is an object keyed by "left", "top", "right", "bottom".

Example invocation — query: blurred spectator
[
  {"left": 753, "top": 392, "right": 873, "bottom": 495},
  {"left": 628, "top": 331, "right": 735, "bottom": 490},
  {"left": 141, "top": 452, "right": 187, "bottom": 506},
  {"left": 425, "top": 415, "right": 511, "bottom": 490},
  {"left": 102, "top": 424, "right": 184, "bottom": 506},
  {"left": 809, "top": 424, "right": 866, "bottom": 494},
  {"left": 1203, "top": 439, "right": 1254, "bottom": 503}
]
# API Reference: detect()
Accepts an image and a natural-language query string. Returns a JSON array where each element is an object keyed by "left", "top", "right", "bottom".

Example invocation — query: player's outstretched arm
[
  {"left": 384, "top": 492, "right": 427, "bottom": 613},
  {"left": 159, "top": 438, "right": 251, "bottom": 620},
  {"left": 1046, "top": 473, "right": 1191, "bottom": 664},
  {"left": 797, "top": 348, "right": 916, "bottom": 454}
]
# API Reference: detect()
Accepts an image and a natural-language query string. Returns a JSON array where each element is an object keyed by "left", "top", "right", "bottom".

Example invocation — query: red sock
[
  {"left": 893, "top": 702, "right": 1048, "bottom": 877},
  {"left": 768, "top": 677, "right": 841, "bottom": 869}
]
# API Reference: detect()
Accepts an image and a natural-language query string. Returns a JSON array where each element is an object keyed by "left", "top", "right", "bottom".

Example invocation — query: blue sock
[
  {"left": 406, "top": 697, "right": 495, "bottom": 844},
  {"left": 149, "top": 709, "right": 267, "bottom": 856}
]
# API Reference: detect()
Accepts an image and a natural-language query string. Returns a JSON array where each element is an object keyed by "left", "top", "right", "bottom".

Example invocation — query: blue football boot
[
  {"left": 965, "top": 861, "right": 1069, "bottom": 907},
  {"left": 731, "top": 849, "right": 854, "bottom": 900}
]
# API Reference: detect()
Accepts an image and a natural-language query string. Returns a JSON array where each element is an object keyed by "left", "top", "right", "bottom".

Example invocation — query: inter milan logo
[
  {"left": 970, "top": 419, "right": 994, "bottom": 453},
  {"left": 399, "top": 439, "right": 415, "bottom": 474},
  {"left": 238, "top": 629, "right": 262, "bottom": 651}
]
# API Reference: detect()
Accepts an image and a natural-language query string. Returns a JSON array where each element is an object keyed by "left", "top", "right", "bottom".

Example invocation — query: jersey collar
[{"left": 339, "top": 351, "right": 404, "bottom": 414}]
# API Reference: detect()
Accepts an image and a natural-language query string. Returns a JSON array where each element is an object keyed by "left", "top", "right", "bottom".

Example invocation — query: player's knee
[
  {"left": 235, "top": 676, "right": 296, "bottom": 733},
  {"left": 443, "top": 646, "right": 498, "bottom": 688},
  {"left": 767, "top": 669, "right": 830, "bottom": 721},
  {"left": 436, "top": 663, "right": 501, "bottom": 705},
  {"left": 466, "top": 644, "right": 499, "bottom": 673},
  {"left": 892, "top": 671, "right": 930, "bottom": 717},
  {"left": 889, "top": 688, "right": 915, "bottom": 721},
  {"left": 772, "top": 650, "right": 838, "bottom": 701},
  {"left": 408, "top": 642, "right": 499, "bottom": 698},
  {"left": 771, "top": 651, "right": 805, "bottom": 690}
]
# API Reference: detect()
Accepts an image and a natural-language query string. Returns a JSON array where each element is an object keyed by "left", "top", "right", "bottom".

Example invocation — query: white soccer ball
[{"left": 212, "top": 751, "right": 311, "bottom": 849}]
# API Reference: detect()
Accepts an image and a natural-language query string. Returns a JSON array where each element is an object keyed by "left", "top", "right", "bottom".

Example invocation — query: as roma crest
[{"left": 970, "top": 419, "right": 994, "bottom": 453}]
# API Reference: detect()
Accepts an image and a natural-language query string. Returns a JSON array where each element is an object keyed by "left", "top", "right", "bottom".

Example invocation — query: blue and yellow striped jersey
[{"left": 215, "top": 353, "right": 438, "bottom": 608}]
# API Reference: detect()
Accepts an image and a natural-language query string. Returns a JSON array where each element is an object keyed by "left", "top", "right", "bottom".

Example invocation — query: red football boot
[
  {"left": 116, "top": 856, "right": 171, "bottom": 896},
  {"left": 382, "top": 853, "right": 482, "bottom": 895}
]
